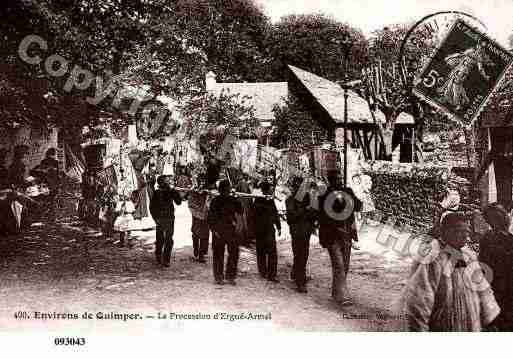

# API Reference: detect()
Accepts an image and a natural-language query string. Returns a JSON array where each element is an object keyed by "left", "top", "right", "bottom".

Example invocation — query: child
[
  {"left": 99, "top": 185, "right": 117, "bottom": 241},
  {"left": 351, "top": 173, "right": 374, "bottom": 250},
  {"left": 404, "top": 212, "right": 500, "bottom": 331},
  {"left": 113, "top": 194, "right": 136, "bottom": 247}
]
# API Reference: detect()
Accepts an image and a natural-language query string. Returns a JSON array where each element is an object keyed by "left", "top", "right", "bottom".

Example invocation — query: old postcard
[{"left": 1, "top": 0, "right": 512, "bottom": 356}]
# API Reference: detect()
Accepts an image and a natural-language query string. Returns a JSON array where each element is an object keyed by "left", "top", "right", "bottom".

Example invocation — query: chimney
[{"left": 205, "top": 71, "right": 217, "bottom": 91}]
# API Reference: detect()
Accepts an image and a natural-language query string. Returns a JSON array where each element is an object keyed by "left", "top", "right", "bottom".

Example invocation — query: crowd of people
[
  {"left": 404, "top": 204, "right": 513, "bottom": 331},
  {"left": 2, "top": 142, "right": 512, "bottom": 332},
  {"left": 139, "top": 168, "right": 362, "bottom": 308},
  {"left": 0, "top": 145, "right": 60, "bottom": 236},
  {"left": 140, "top": 167, "right": 512, "bottom": 332}
]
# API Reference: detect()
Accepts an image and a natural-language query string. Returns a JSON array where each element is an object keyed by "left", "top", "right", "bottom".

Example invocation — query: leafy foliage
[
  {"left": 172, "top": 0, "right": 271, "bottom": 83},
  {"left": 270, "top": 95, "right": 330, "bottom": 149},
  {"left": 180, "top": 89, "right": 259, "bottom": 155},
  {"left": 365, "top": 24, "right": 437, "bottom": 124},
  {"left": 266, "top": 14, "right": 368, "bottom": 82},
  {"left": 3, "top": 0, "right": 475, "bottom": 157}
]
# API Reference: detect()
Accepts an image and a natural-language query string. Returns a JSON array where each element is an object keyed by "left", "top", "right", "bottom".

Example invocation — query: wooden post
[
  {"left": 412, "top": 127, "right": 415, "bottom": 164},
  {"left": 490, "top": 127, "right": 513, "bottom": 206},
  {"left": 463, "top": 128, "right": 472, "bottom": 168},
  {"left": 343, "top": 84, "right": 348, "bottom": 187}
]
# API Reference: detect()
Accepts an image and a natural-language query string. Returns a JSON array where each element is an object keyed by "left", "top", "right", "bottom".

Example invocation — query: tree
[
  {"left": 266, "top": 14, "right": 368, "bottom": 82},
  {"left": 357, "top": 24, "right": 439, "bottom": 159},
  {"left": 365, "top": 24, "right": 436, "bottom": 125},
  {"left": 270, "top": 96, "right": 329, "bottom": 149},
  {"left": 180, "top": 89, "right": 260, "bottom": 157},
  {"left": 1, "top": 0, "right": 167, "bottom": 134},
  {"left": 1, "top": 0, "right": 274, "bottom": 134},
  {"left": 172, "top": 0, "right": 272, "bottom": 83}
]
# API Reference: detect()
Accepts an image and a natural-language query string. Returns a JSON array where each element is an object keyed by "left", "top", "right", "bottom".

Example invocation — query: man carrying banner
[
  {"left": 286, "top": 176, "right": 317, "bottom": 293},
  {"left": 318, "top": 171, "right": 362, "bottom": 306},
  {"left": 150, "top": 175, "right": 183, "bottom": 267},
  {"left": 207, "top": 180, "right": 243, "bottom": 285},
  {"left": 253, "top": 180, "right": 282, "bottom": 282}
]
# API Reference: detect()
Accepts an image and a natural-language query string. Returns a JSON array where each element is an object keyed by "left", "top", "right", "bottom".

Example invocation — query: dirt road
[{"left": 0, "top": 205, "right": 411, "bottom": 332}]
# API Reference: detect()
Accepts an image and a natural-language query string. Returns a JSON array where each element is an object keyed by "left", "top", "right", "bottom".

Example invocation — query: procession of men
[
  {"left": 0, "top": 137, "right": 364, "bottom": 304},
  {"left": 144, "top": 165, "right": 362, "bottom": 303},
  {"left": 2, "top": 138, "right": 512, "bottom": 332}
]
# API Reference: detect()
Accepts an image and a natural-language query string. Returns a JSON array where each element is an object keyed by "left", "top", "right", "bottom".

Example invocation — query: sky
[{"left": 255, "top": 0, "right": 513, "bottom": 47}]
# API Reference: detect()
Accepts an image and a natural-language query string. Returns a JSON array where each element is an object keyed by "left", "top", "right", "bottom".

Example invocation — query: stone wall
[{"left": 363, "top": 161, "right": 450, "bottom": 230}]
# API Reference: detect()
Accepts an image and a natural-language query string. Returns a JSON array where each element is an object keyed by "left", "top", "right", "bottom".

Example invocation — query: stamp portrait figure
[{"left": 438, "top": 40, "right": 494, "bottom": 110}]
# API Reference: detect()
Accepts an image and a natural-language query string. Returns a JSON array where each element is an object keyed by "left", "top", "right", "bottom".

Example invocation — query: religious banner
[
  {"left": 413, "top": 19, "right": 513, "bottom": 126},
  {"left": 257, "top": 145, "right": 280, "bottom": 172},
  {"left": 313, "top": 147, "right": 339, "bottom": 178},
  {"left": 97, "top": 165, "right": 117, "bottom": 188},
  {"left": 231, "top": 140, "right": 258, "bottom": 173}
]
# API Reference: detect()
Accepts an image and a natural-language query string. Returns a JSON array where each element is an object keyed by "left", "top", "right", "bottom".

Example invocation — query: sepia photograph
[{"left": 1, "top": 0, "right": 512, "bottom": 356}]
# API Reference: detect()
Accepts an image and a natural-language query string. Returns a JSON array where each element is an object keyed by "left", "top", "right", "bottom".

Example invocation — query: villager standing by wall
[
  {"left": 479, "top": 203, "right": 513, "bottom": 331},
  {"left": 253, "top": 180, "right": 281, "bottom": 282},
  {"left": 149, "top": 175, "right": 183, "bottom": 267},
  {"left": 0, "top": 148, "right": 18, "bottom": 236},
  {"left": 8, "top": 145, "right": 29, "bottom": 190},
  {"left": 318, "top": 171, "right": 362, "bottom": 306},
  {"left": 207, "top": 180, "right": 242, "bottom": 285},
  {"left": 286, "top": 176, "right": 317, "bottom": 293}
]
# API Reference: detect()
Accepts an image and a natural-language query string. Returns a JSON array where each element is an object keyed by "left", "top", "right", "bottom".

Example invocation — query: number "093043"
[{"left": 54, "top": 338, "right": 86, "bottom": 346}]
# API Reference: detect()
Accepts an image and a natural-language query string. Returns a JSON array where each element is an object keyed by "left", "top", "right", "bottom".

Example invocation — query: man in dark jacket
[
  {"left": 286, "top": 176, "right": 317, "bottom": 293},
  {"left": 38, "top": 148, "right": 60, "bottom": 220},
  {"left": 8, "top": 145, "right": 28, "bottom": 190},
  {"left": 0, "top": 148, "right": 9, "bottom": 190},
  {"left": 150, "top": 175, "right": 183, "bottom": 267},
  {"left": 479, "top": 203, "right": 513, "bottom": 331},
  {"left": 0, "top": 148, "right": 17, "bottom": 236},
  {"left": 253, "top": 180, "right": 281, "bottom": 282},
  {"left": 318, "top": 172, "right": 362, "bottom": 306},
  {"left": 207, "top": 180, "right": 242, "bottom": 285}
]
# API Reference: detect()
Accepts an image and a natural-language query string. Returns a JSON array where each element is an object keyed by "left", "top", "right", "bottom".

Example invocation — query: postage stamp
[{"left": 413, "top": 19, "right": 513, "bottom": 125}]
